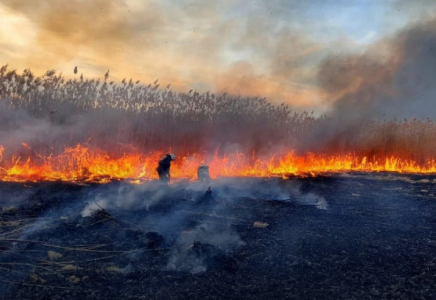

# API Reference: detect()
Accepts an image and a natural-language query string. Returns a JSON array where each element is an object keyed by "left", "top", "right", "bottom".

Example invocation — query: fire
[{"left": 0, "top": 144, "right": 436, "bottom": 183}]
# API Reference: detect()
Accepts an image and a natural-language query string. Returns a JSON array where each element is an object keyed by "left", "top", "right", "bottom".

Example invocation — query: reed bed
[{"left": 0, "top": 65, "right": 435, "bottom": 161}]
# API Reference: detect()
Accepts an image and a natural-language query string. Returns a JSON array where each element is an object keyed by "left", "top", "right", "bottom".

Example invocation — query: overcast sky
[{"left": 1, "top": 0, "right": 435, "bottom": 112}]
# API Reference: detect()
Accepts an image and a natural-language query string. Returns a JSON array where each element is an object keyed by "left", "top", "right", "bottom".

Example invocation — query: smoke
[
  {"left": 80, "top": 181, "right": 183, "bottom": 217},
  {"left": 79, "top": 178, "right": 328, "bottom": 213},
  {"left": 0, "top": 0, "right": 327, "bottom": 109},
  {"left": 0, "top": 70, "right": 315, "bottom": 157},
  {"left": 166, "top": 222, "right": 245, "bottom": 273},
  {"left": 322, "top": 18, "right": 436, "bottom": 119},
  {"left": 6, "top": 177, "right": 325, "bottom": 273},
  {"left": 300, "top": 17, "right": 436, "bottom": 154},
  {"left": 0, "top": 0, "right": 164, "bottom": 72},
  {"left": 79, "top": 178, "right": 326, "bottom": 272},
  {"left": 78, "top": 181, "right": 247, "bottom": 273},
  {"left": 0, "top": 108, "right": 100, "bottom": 157},
  {"left": 1, "top": 2, "right": 436, "bottom": 163},
  {"left": 2, "top": 0, "right": 436, "bottom": 112}
]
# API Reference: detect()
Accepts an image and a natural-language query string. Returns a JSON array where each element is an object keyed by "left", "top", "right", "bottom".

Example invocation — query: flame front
[{"left": 0, "top": 144, "right": 435, "bottom": 183}]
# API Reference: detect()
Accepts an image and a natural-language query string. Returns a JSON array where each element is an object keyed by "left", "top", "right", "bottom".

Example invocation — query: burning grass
[
  {"left": 1, "top": 65, "right": 436, "bottom": 183},
  {"left": 1, "top": 144, "right": 436, "bottom": 183}
]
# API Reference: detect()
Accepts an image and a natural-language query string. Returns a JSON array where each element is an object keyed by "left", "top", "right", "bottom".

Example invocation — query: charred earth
[{"left": 1, "top": 174, "right": 436, "bottom": 299}]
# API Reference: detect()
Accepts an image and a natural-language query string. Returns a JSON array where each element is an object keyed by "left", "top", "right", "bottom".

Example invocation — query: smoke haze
[
  {"left": 1, "top": 1, "right": 436, "bottom": 112},
  {"left": 300, "top": 17, "right": 436, "bottom": 153}
]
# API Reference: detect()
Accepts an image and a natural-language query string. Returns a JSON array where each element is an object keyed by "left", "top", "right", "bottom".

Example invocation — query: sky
[{"left": 1, "top": 0, "right": 436, "bottom": 113}]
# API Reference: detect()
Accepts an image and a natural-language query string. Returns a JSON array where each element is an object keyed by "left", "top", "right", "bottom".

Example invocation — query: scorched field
[{"left": 1, "top": 174, "right": 436, "bottom": 299}]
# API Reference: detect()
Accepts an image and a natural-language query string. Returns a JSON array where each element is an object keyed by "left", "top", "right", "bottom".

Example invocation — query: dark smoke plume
[{"left": 301, "top": 18, "right": 436, "bottom": 158}]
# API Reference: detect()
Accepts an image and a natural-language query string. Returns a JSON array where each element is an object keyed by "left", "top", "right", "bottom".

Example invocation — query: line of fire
[
  {"left": 1, "top": 66, "right": 436, "bottom": 184},
  {"left": 1, "top": 144, "right": 436, "bottom": 183}
]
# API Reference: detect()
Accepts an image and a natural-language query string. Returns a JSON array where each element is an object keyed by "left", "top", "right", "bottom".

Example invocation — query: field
[
  {"left": 1, "top": 66, "right": 436, "bottom": 299},
  {"left": 1, "top": 174, "right": 436, "bottom": 299},
  {"left": 1, "top": 2, "right": 436, "bottom": 298}
]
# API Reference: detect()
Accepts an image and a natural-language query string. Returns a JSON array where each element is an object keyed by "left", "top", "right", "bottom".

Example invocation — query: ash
[{"left": 1, "top": 174, "right": 436, "bottom": 299}]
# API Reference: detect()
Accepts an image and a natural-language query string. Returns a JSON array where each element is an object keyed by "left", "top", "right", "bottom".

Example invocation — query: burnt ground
[{"left": 1, "top": 174, "right": 436, "bottom": 299}]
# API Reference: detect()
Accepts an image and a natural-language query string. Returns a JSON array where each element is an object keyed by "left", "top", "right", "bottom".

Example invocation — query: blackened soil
[{"left": 1, "top": 174, "right": 436, "bottom": 300}]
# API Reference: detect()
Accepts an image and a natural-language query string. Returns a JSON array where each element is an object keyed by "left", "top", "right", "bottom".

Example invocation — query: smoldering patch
[
  {"left": 166, "top": 223, "right": 245, "bottom": 274},
  {"left": 1, "top": 177, "right": 328, "bottom": 278}
]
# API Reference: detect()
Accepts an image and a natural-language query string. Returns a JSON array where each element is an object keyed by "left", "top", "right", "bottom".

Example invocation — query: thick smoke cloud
[
  {"left": 302, "top": 18, "right": 436, "bottom": 153},
  {"left": 321, "top": 18, "right": 436, "bottom": 120}
]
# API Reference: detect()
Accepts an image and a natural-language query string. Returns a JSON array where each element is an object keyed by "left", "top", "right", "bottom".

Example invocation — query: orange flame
[{"left": 0, "top": 144, "right": 436, "bottom": 183}]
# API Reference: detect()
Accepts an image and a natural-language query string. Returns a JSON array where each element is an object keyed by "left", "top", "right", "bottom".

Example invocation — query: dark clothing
[
  {"left": 156, "top": 166, "right": 170, "bottom": 182},
  {"left": 159, "top": 155, "right": 172, "bottom": 170},
  {"left": 157, "top": 155, "right": 172, "bottom": 182}
]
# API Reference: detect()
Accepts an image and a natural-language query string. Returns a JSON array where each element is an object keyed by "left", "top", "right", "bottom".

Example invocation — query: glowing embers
[{"left": 0, "top": 144, "right": 436, "bottom": 183}]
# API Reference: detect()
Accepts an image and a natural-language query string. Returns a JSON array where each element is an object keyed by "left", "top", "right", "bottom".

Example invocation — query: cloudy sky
[{"left": 1, "top": 0, "right": 435, "bottom": 112}]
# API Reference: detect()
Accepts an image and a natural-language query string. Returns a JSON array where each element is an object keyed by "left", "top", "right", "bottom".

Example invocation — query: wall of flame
[{"left": 1, "top": 144, "right": 435, "bottom": 183}]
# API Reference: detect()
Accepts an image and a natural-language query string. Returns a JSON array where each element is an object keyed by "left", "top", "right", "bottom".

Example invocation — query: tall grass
[{"left": 0, "top": 65, "right": 435, "bottom": 161}]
